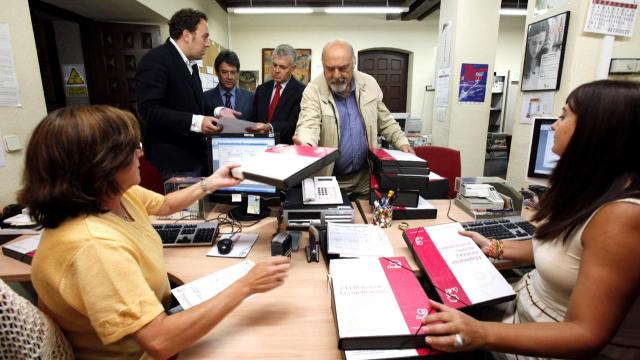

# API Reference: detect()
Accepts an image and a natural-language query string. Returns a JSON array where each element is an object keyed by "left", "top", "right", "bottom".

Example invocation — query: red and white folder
[
  {"left": 231, "top": 144, "right": 339, "bottom": 189},
  {"left": 329, "top": 257, "right": 431, "bottom": 350},
  {"left": 403, "top": 223, "right": 515, "bottom": 309}
]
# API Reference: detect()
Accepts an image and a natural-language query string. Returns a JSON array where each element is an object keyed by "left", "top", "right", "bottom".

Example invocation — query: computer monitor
[
  {"left": 527, "top": 117, "right": 560, "bottom": 180},
  {"left": 207, "top": 133, "right": 278, "bottom": 220}
]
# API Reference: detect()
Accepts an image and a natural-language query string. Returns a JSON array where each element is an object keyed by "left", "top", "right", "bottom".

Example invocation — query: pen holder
[{"left": 373, "top": 203, "right": 393, "bottom": 228}]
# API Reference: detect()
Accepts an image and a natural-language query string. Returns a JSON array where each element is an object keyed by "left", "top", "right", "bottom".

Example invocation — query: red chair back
[
  {"left": 139, "top": 155, "right": 165, "bottom": 194},
  {"left": 414, "top": 146, "right": 461, "bottom": 199}
]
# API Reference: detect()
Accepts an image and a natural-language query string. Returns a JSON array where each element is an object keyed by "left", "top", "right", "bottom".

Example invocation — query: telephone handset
[
  {"left": 302, "top": 176, "right": 343, "bottom": 205},
  {"left": 487, "top": 187, "right": 503, "bottom": 204}
]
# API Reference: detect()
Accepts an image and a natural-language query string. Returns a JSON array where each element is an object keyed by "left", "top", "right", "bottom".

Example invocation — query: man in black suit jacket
[
  {"left": 204, "top": 50, "right": 254, "bottom": 120},
  {"left": 246, "top": 44, "right": 305, "bottom": 145},
  {"left": 136, "top": 9, "right": 238, "bottom": 181}
]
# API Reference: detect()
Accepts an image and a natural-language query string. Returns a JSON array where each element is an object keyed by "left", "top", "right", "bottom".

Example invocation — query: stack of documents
[
  {"left": 231, "top": 144, "right": 339, "bottom": 189},
  {"left": 327, "top": 223, "right": 394, "bottom": 258},
  {"left": 329, "top": 257, "right": 430, "bottom": 350},
  {"left": 2, "top": 234, "right": 40, "bottom": 264},
  {"left": 2, "top": 213, "right": 37, "bottom": 227},
  {"left": 403, "top": 223, "right": 515, "bottom": 309}
]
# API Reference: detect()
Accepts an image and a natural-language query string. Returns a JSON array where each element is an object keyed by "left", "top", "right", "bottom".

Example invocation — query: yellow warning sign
[{"left": 67, "top": 68, "right": 85, "bottom": 85}]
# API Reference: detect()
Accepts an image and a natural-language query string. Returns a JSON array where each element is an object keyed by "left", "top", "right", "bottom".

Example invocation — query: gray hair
[{"left": 273, "top": 44, "right": 297, "bottom": 64}]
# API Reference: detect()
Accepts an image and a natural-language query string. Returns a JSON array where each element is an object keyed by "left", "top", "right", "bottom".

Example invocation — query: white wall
[
  {"left": 506, "top": 0, "right": 640, "bottom": 190},
  {"left": 137, "top": 0, "right": 228, "bottom": 47},
  {"left": 0, "top": 0, "right": 47, "bottom": 206},
  {"left": 229, "top": 13, "right": 439, "bottom": 119},
  {"left": 495, "top": 15, "right": 526, "bottom": 135}
]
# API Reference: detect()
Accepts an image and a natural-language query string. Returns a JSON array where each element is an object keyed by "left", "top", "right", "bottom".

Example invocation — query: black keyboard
[
  {"left": 461, "top": 216, "right": 535, "bottom": 241},
  {"left": 152, "top": 222, "right": 219, "bottom": 247}
]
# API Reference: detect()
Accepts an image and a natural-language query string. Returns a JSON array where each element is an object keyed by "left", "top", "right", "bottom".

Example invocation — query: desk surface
[{"left": 0, "top": 200, "right": 504, "bottom": 359}]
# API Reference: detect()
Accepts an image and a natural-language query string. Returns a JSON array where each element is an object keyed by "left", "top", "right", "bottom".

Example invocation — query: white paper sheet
[
  {"left": 0, "top": 23, "right": 20, "bottom": 107},
  {"left": 216, "top": 117, "right": 259, "bottom": 133},
  {"left": 327, "top": 223, "right": 394, "bottom": 257},
  {"left": 435, "top": 67, "right": 450, "bottom": 107},
  {"left": 171, "top": 260, "right": 255, "bottom": 310}
]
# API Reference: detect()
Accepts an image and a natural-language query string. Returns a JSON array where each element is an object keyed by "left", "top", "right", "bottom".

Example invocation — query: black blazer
[
  {"left": 136, "top": 39, "right": 206, "bottom": 176},
  {"left": 203, "top": 85, "right": 255, "bottom": 121},
  {"left": 250, "top": 78, "right": 305, "bottom": 145}
]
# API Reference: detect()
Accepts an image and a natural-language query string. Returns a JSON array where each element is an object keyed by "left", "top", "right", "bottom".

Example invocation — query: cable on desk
[{"left": 446, "top": 198, "right": 460, "bottom": 222}]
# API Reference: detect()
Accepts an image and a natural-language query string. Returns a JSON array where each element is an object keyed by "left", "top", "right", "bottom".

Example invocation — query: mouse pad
[{"left": 207, "top": 233, "right": 259, "bottom": 258}]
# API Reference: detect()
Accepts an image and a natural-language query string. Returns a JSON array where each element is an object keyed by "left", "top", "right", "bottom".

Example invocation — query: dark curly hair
[
  {"left": 533, "top": 80, "right": 640, "bottom": 242},
  {"left": 18, "top": 105, "right": 141, "bottom": 228},
  {"left": 169, "top": 8, "right": 208, "bottom": 40}
]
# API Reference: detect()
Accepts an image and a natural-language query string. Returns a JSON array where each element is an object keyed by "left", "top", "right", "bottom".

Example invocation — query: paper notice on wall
[
  {"left": 520, "top": 91, "right": 554, "bottom": 124},
  {"left": 584, "top": 0, "right": 638, "bottom": 37},
  {"left": 200, "top": 72, "right": 216, "bottom": 91},
  {"left": 0, "top": 130, "right": 5, "bottom": 167},
  {"left": 435, "top": 67, "right": 450, "bottom": 107},
  {"left": 62, "top": 64, "right": 88, "bottom": 97},
  {"left": 436, "top": 107, "right": 447, "bottom": 123},
  {"left": 0, "top": 23, "right": 20, "bottom": 107}
]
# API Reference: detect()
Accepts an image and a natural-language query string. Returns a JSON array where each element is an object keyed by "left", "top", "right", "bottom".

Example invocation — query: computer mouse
[{"left": 217, "top": 238, "right": 234, "bottom": 255}]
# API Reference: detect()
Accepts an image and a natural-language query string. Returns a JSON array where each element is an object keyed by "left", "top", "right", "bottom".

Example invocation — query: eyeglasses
[{"left": 136, "top": 142, "right": 144, "bottom": 152}]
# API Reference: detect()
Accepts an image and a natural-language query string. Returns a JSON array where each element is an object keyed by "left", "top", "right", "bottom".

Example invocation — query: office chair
[
  {"left": 0, "top": 279, "right": 74, "bottom": 359},
  {"left": 139, "top": 155, "right": 165, "bottom": 194},
  {"left": 414, "top": 145, "right": 462, "bottom": 199}
]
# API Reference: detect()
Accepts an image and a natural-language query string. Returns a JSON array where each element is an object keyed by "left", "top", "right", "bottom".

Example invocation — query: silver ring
[{"left": 454, "top": 333, "right": 465, "bottom": 350}]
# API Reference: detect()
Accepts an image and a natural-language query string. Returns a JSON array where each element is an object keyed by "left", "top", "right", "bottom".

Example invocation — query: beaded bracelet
[
  {"left": 200, "top": 179, "right": 211, "bottom": 195},
  {"left": 487, "top": 239, "right": 504, "bottom": 260}
]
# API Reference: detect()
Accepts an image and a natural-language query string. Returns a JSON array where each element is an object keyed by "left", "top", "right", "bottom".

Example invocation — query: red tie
[{"left": 268, "top": 83, "right": 282, "bottom": 123}]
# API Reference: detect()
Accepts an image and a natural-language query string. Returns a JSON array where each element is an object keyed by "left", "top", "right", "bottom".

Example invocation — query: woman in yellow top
[
  {"left": 421, "top": 80, "right": 640, "bottom": 359},
  {"left": 20, "top": 105, "right": 290, "bottom": 359}
]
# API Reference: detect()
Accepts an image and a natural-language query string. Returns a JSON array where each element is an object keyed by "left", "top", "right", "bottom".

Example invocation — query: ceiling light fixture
[
  {"left": 499, "top": 8, "right": 527, "bottom": 16},
  {"left": 229, "top": 7, "right": 313, "bottom": 14},
  {"left": 324, "top": 7, "right": 409, "bottom": 14},
  {"left": 229, "top": 0, "right": 312, "bottom": 14}
]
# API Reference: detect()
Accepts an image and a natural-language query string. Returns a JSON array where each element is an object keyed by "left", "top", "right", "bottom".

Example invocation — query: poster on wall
[
  {"left": 521, "top": 12, "right": 570, "bottom": 92},
  {"left": 584, "top": 0, "right": 638, "bottom": 37},
  {"left": 0, "top": 23, "right": 20, "bottom": 107},
  {"left": 458, "top": 63, "right": 488, "bottom": 103},
  {"left": 239, "top": 71, "right": 259, "bottom": 91},
  {"left": 62, "top": 64, "right": 88, "bottom": 97},
  {"left": 520, "top": 91, "right": 555, "bottom": 124},
  {"left": 262, "top": 48, "right": 311, "bottom": 85}
]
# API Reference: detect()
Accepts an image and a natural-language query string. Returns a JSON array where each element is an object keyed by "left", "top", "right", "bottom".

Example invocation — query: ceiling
[
  {"left": 216, "top": 0, "right": 527, "bottom": 20},
  {"left": 40, "top": 0, "right": 526, "bottom": 23}
]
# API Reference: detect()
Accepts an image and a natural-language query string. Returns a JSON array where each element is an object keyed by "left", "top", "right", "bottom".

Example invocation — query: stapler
[{"left": 306, "top": 225, "right": 320, "bottom": 263}]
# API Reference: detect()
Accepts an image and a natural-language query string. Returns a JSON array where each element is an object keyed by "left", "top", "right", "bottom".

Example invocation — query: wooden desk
[{"left": 0, "top": 201, "right": 511, "bottom": 359}]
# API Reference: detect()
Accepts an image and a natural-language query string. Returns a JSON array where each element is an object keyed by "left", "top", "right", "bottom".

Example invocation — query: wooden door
[
  {"left": 357, "top": 50, "right": 408, "bottom": 113},
  {"left": 84, "top": 22, "right": 160, "bottom": 114}
]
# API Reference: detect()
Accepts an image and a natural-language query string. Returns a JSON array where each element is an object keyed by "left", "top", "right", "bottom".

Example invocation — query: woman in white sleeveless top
[{"left": 420, "top": 80, "right": 640, "bottom": 359}]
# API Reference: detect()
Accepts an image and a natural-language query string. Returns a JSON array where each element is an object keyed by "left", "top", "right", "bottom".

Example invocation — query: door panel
[
  {"left": 85, "top": 22, "right": 160, "bottom": 113},
  {"left": 357, "top": 50, "right": 408, "bottom": 113}
]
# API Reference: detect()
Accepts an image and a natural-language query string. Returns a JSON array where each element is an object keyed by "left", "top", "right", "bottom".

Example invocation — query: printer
[{"left": 282, "top": 187, "right": 354, "bottom": 229}]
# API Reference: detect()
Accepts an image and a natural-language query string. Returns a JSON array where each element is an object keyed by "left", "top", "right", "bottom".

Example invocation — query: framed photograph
[
  {"left": 521, "top": 11, "right": 570, "bottom": 92},
  {"left": 262, "top": 48, "right": 312, "bottom": 85},
  {"left": 238, "top": 71, "right": 258, "bottom": 92}
]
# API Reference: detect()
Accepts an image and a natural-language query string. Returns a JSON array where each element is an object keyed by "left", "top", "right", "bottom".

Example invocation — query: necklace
[{"left": 115, "top": 202, "right": 131, "bottom": 222}]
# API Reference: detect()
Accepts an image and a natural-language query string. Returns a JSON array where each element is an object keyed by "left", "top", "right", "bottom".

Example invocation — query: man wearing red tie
[{"left": 246, "top": 44, "right": 305, "bottom": 144}]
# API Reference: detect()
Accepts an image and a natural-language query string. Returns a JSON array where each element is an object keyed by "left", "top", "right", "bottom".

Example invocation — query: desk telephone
[{"left": 302, "top": 176, "right": 342, "bottom": 205}]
